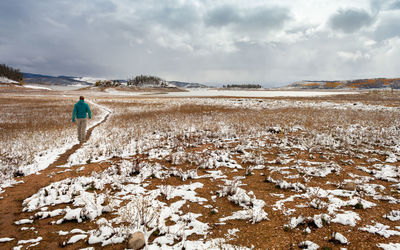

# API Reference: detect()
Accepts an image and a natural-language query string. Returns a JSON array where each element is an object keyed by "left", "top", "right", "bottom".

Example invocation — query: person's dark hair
[{"left": 80, "top": 96, "right": 84, "bottom": 100}]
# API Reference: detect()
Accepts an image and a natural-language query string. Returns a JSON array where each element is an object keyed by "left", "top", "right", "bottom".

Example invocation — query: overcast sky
[{"left": 1, "top": 0, "right": 400, "bottom": 86}]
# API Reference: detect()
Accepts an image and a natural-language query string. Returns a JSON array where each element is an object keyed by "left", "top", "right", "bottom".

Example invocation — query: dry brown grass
[
  {"left": 84, "top": 96, "right": 400, "bottom": 158},
  {"left": 0, "top": 95, "right": 101, "bottom": 178},
  {"left": 0, "top": 97, "right": 74, "bottom": 134}
]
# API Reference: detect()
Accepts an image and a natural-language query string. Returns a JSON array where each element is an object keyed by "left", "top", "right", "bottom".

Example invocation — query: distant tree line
[
  {"left": 223, "top": 84, "right": 262, "bottom": 89},
  {"left": 127, "top": 75, "right": 167, "bottom": 87},
  {"left": 347, "top": 78, "right": 400, "bottom": 89},
  {"left": 95, "top": 80, "right": 121, "bottom": 87},
  {"left": 296, "top": 78, "right": 400, "bottom": 89},
  {"left": 0, "top": 64, "right": 23, "bottom": 82},
  {"left": 391, "top": 80, "right": 400, "bottom": 89}
]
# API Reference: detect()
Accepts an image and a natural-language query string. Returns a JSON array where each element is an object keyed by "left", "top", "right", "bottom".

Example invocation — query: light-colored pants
[{"left": 76, "top": 118, "right": 87, "bottom": 142}]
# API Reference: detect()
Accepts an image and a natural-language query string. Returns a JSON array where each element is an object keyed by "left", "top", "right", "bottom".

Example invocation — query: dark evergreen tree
[
  {"left": 127, "top": 75, "right": 166, "bottom": 87},
  {"left": 224, "top": 84, "right": 262, "bottom": 89},
  {"left": 0, "top": 64, "right": 23, "bottom": 82}
]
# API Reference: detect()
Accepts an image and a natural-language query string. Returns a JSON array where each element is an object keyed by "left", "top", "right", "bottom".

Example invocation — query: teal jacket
[{"left": 72, "top": 100, "right": 92, "bottom": 122}]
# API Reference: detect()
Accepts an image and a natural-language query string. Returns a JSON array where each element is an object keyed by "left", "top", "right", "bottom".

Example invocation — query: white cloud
[{"left": 337, "top": 50, "right": 371, "bottom": 61}]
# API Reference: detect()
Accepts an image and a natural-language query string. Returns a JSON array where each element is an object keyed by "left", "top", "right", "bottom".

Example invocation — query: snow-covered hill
[{"left": 168, "top": 81, "right": 208, "bottom": 88}]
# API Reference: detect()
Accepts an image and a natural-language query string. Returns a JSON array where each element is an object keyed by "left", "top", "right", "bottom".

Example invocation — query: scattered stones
[
  {"left": 127, "top": 231, "right": 145, "bottom": 250},
  {"left": 342, "top": 182, "right": 356, "bottom": 191},
  {"left": 299, "top": 240, "right": 319, "bottom": 250}
]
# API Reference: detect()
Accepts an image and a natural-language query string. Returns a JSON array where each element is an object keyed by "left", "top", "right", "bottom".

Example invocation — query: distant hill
[
  {"left": 22, "top": 73, "right": 208, "bottom": 88},
  {"left": 168, "top": 81, "right": 208, "bottom": 88},
  {"left": 23, "top": 73, "right": 93, "bottom": 86},
  {"left": 288, "top": 78, "right": 400, "bottom": 89}
]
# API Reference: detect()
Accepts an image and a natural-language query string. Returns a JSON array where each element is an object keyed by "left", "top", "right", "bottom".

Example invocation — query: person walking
[{"left": 72, "top": 96, "right": 92, "bottom": 142}]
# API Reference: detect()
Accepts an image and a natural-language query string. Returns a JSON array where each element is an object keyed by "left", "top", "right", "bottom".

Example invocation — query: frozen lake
[
  {"left": 154, "top": 89, "right": 358, "bottom": 97},
  {"left": 21, "top": 85, "right": 359, "bottom": 97},
  {"left": 22, "top": 84, "right": 90, "bottom": 91}
]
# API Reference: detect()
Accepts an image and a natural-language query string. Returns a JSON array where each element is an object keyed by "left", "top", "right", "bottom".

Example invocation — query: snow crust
[
  {"left": 0, "top": 237, "right": 14, "bottom": 242},
  {"left": 377, "top": 243, "right": 400, "bottom": 250},
  {"left": 67, "top": 234, "right": 87, "bottom": 244},
  {"left": 359, "top": 223, "right": 400, "bottom": 238},
  {"left": 384, "top": 210, "right": 400, "bottom": 221},
  {"left": 23, "top": 85, "right": 52, "bottom": 90},
  {"left": 332, "top": 232, "right": 348, "bottom": 244},
  {"left": 0, "top": 77, "right": 18, "bottom": 84},
  {"left": 17, "top": 236, "right": 42, "bottom": 244},
  {"left": 14, "top": 219, "right": 33, "bottom": 225},
  {"left": 331, "top": 211, "right": 361, "bottom": 226},
  {"left": 20, "top": 161, "right": 253, "bottom": 248}
]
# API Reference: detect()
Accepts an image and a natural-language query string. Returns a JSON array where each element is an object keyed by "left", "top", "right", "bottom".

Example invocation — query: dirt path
[
  {"left": 48, "top": 112, "right": 109, "bottom": 168},
  {"left": 0, "top": 109, "right": 110, "bottom": 248}
]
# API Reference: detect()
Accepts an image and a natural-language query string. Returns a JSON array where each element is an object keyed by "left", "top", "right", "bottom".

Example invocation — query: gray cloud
[
  {"left": 370, "top": 0, "right": 386, "bottom": 13},
  {"left": 205, "top": 5, "right": 291, "bottom": 33},
  {"left": 388, "top": 1, "right": 400, "bottom": 9},
  {"left": 150, "top": 4, "right": 202, "bottom": 32},
  {"left": 205, "top": 5, "right": 240, "bottom": 27},
  {"left": 0, "top": 0, "right": 125, "bottom": 76},
  {"left": 329, "top": 8, "right": 374, "bottom": 33},
  {"left": 374, "top": 15, "right": 400, "bottom": 40},
  {"left": 370, "top": 0, "right": 400, "bottom": 12}
]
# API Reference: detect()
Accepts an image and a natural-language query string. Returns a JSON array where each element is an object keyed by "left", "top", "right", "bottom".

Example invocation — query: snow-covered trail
[
  {"left": 0, "top": 100, "right": 112, "bottom": 194},
  {"left": 1, "top": 99, "right": 111, "bottom": 184},
  {"left": 47, "top": 100, "right": 111, "bottom": 168},
  {"left": 85, "top": 100, "right": 112, "bottom": 132},
  {"left": 0, "top": 101, "right": 112, "bottom": 249}
]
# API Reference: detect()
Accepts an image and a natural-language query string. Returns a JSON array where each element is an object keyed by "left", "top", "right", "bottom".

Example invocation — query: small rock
[
  {"left": 210, "top": 208, "right": 218, "bottom": 215},
  {"left": 299, "top": 240, "right": 319, "bottom": 250},
  {"left": 342, "top": 182, "right": 356, "bottom": 191},
  {"left": 127, "top": 231, "right": 145, "bottom": 250}
]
